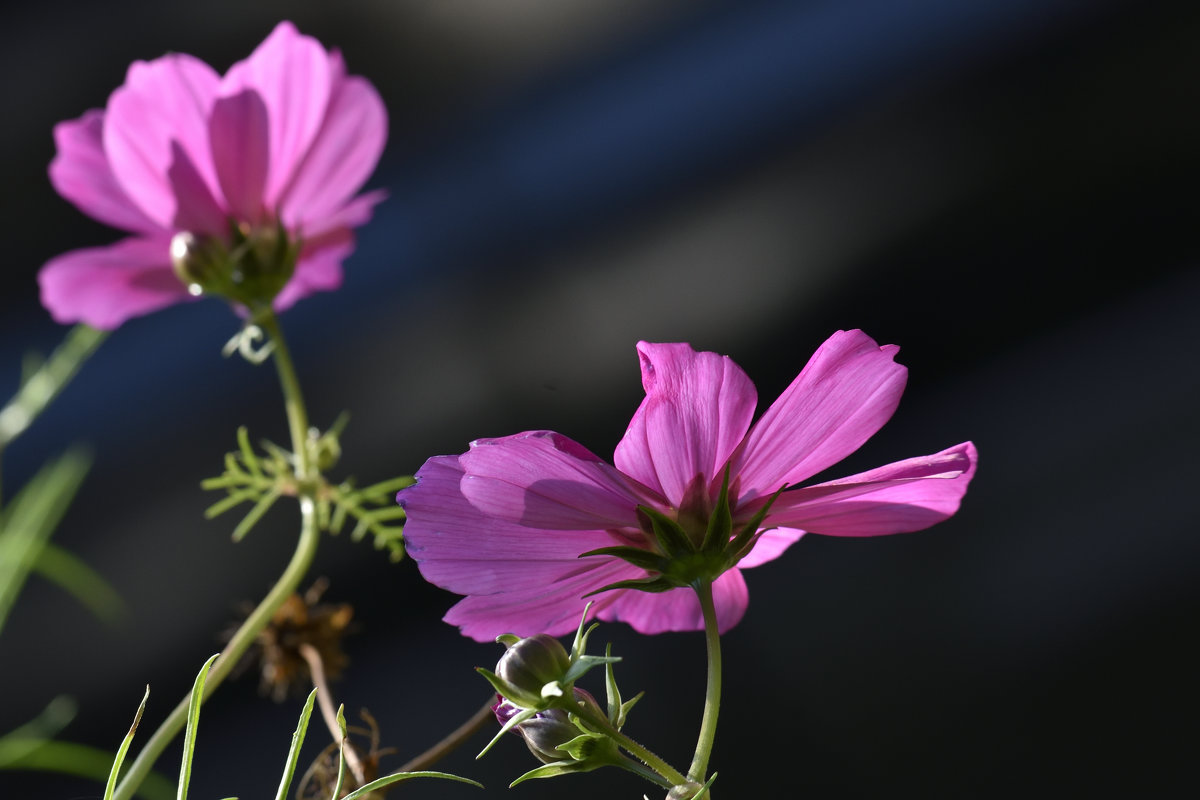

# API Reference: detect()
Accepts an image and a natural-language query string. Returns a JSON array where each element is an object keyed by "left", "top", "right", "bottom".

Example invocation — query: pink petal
[
  {"left": 299, "top": 189, "right": 387, "bottom": 250},
  {"left": 614, "top": 342, "right": 758, "bottom": 507},
  {"left": 164, "top": 141, "right": 228, "bottom": 234},
  {"left": 598, "top": 568, "right": 749, "bottom": 634},
  {"left": 731, "top": 330, "right": 908, "bottom": 500},
  {"left": 399, "top": 455, "right": 638, "bottom": 641},
  {"left": 38, "top": 236, "right": 189, "bottom": 329},
  {"left": 270, "top": 230, "right": 353, "bottom": 312},
  {"left": 208, "top": 90, "right": 270, "bottom": 223},
  {"left": 443, "top": 559, "right": 634, "bottom": 642},
  {"left": 222, "top": 21, "right": 332, "bottom": 207},
  {"left": 104, "top": 53, "right": 221, "bottom": 229},
  {"left": 765, "top": 441, "right": 977, "bottom": 537},
  {"left": 736, "top": 527, "right": 805, "bottom": 568},
  {"left": 49, "top": 110, "right": 160, "bottom": 235},
  {"left": 459, "top": 431, "right": 649, "bottom": 530},
  {"left": 277, "top": 73, "right": 387, "bottom": 230}
]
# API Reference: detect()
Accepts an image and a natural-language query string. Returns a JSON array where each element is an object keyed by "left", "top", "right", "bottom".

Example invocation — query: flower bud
[
  {"left": 169, "top": 220, "right": 298, "bottom": 312},
  {"left": 493, "top": 633, "right": 572, "bottom": 708},
  {"left": 494, "top": 689, "right": 606, "bottom": 765}
]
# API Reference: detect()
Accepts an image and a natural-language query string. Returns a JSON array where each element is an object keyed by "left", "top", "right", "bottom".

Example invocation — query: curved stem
[
  {"left": 299, "top": 643, "right": 367, "bottom": 786},
  {"left": 113, "top": 313, "right": 318, "bottom": 800},
  {"left": 398, "top": 696, "right": 497, "bottom": 773},
  {"left": 688, "top": 579, "right": 722, "bottom": 782},
  {"left": 573, "top": 702, "right": 687, "bottom": 787}
]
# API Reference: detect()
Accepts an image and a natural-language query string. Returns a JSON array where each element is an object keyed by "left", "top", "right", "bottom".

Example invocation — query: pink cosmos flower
[
  {"left": 399, "top": 330, "right": 977, "bottom": 641},
  {"left": 39, "top": 21, "right": 387, "bottom": 329}
]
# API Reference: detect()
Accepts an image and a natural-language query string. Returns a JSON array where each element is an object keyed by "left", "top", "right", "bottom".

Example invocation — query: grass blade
[
  {"left": 178, "top": 654, "right": 219, "bottom": 800},
  {"left": 104, "top": 686, "right": 149, "bottom": 800},
  {"left": 273, "top": 688, "right": 318, "bottom": 800}
]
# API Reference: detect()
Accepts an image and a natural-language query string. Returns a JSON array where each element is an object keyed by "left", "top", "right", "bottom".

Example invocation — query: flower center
[{"left": 171, "top": 219, "right": 299, "bottom": 313}]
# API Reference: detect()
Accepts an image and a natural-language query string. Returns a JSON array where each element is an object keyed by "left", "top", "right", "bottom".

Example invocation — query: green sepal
[
  {"left": 563, "top": 654, "right": 621, "bottom": 686},
  {"left": 583, "top": 575, "right": 679, "bottom": 597},
  {"left": 556, "top": 731, "right": 605, "bottom": 761},
  {"left": 496, "top": 633, "right": 521, "bottom": 648},
  {"left": 638, "top": 504, "right": 694, "bottom": 558},
  {"left": 619, "top": 692, "right": 644, "bottom": 729},
  {"left": 603, "top": 643, "right": 622, "bottom": 726},
  {"left": 577, "top": 545, "right": 668, "bottom": 573},
  {"left": 475, "top": 667, "right": 513, "bottom": 705},
  {"left": 700, "top": 468, "right": 733, "bottom": 554},
  {"left": 724, "top": 484, "right": 787, "bottom": 566},
  {"left": 476, "top": 704, "right": 537, "bottom": 759}
]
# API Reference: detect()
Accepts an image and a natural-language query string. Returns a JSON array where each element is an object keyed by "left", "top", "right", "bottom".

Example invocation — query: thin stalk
[
  {"left": 397, "top": 697, "right": 497, "bottom": 773},
  {"left": 299, "top": 643, "right": 367, "bottom": 786},
  {"left": 687, "top": 580, "right": 722, "bottom": 783},
  {"left": 113, "top": 313, "right": 318, "bottom": 800},
  {"left": 573, "top": 703, "right": 687, "bottom": 787}
]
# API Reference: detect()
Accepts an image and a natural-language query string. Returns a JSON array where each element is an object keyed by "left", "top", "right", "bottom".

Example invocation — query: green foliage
[
  {"left": 200, "top": 424, "right": 412, "bottom": 560},
  {"left": 179, "top": 655, "right": 220, "bottom": 800},
  {"left": 104, "top": 687, "right": 148, "bottom": 800},
  {"left": 0, "top": 448, "right": 124, "bottom": 635}
]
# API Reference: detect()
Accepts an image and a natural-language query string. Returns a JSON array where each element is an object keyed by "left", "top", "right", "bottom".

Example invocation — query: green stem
[
  {"left": 112, "top": 313, "right": 318, "bottom": 800},
  {"left": 573, "top": 703, "right": 687, "bottom": 787},
  {"left": 688, "top": 579, "right": 722, "bottom": 783},
  {"left": 0, "top": 325, "right": 107, "bottom": 506}
]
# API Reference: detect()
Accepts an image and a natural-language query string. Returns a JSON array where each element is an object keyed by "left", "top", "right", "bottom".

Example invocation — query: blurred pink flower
[
  {"left": 399, "top": 330, "right": 977, "bottom": 641},
  {"left": 39, "top": 21, "right": 387, "bottom": 329}
]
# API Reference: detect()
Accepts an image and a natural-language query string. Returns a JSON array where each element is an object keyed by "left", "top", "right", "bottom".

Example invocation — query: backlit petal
[
  {"left": 278, "top": 74, "right": 387, "bottom": 229},
  {"left": 598, "top": 568, "right": 748, "bottom": 634},
  {"left": 765, "top": 441, "right": 977, "bottom": 536},
  {"left": 222, "top": 21, "right": 331, "bottom": 206},
  {"left": 38, "top": 236, "right": 188, "bottom": 329},
  {"left": 459, "top": 431, "right": 647, "bottom": 530},
  {"left": 49, "top": 110, "right": 159, "bottom": 234},
  {"left": 614, "top": 342, "right": 757, "bottom": 506},
  {"left": 208, "top": 90, "right": 270, "bottom": 222},
  {"left": 732, "top": 330, "right": 907, "bottom": 500},
  {"left": 104, "top": 53, "right": 220, "bottom": 228}
]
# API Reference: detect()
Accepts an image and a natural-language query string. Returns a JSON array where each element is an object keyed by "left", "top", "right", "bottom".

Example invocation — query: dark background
[{"left": 1, "top": 0, "right": 1197, "bottom": 797}]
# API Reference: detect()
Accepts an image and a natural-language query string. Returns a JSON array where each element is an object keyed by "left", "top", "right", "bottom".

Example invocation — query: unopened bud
[{"left": 493, "top": 634, "right": 572, "bottom": 708}]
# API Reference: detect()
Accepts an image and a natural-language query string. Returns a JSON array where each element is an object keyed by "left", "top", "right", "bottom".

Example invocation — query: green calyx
[
  {"left": 171, "top": 219, "right": 299, "bottom": 313},
  {"left": 581, "top": 468, "right": 787, "bottom": 595}
]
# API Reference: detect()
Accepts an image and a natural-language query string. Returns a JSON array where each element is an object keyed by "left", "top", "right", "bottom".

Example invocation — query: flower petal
[
  {"left": 208, "top": 89, "right": 270, "bottom": 222},
  {"left": 221, "top": 21, "right": 332, "bottom": 207},
  {"left": 613, "top": 342, "right": 757, "bottom": 507},
  {"left": 277, "top": 71, "right": 387, "bottom": 230},
  {"left": 104, "top": 53, "right": 221, "bottom": 229},
  {"left": 597, "top": 568, "right": 749, "bottom": 634},
  {"left": 38, "top": 236, "right": 189, "bottom": 329},
  {"left": 49, "top": 110, "right": 160, "bottom": 234},
  {"left": 459, "top": 431, "right": 647, "bottom": 530},
  {"left": 765, "top": 441, "right": 977, "bottom": 536},
  {"left": 399, "top": 455, "right": 638, "bottom": 641},
  {"left": 732, "top": 330, "right": 908, "bottom": 500},
  {"left": 736, "top": 527, "right": 805, "bottom": 568}
]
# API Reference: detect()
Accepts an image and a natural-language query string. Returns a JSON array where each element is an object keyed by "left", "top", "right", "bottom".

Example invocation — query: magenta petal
[
  {"left": 732, "top": 330, "right": 908, "bottom": 500},
  {"left": 208, "top": 90, "right": 270, "bottom": 222},
  {"left": 766, "top": 441, "right": 977, "bottom": 537},
  {"left": 736, "top": 527, "right": 805, "bottom": 568},
  {"left": 223, "top": 21, "right": 332, "bottom": 207},
  {"left": 399, "top": 455, "right": 637, "bottom": 641},
  {"left": 278, "top": 74, "right": 387, "bottom": 229},
  {"left": 598, "top": 568, "right": 749, "bottom": 634},
  {"left": 49, "top": 110, "right": 159, "bottom": 234},
  {"left": 38, "top": 236, "right": 189, "bottom": 329},
  {"left": 614, "top": 342, "right": 757, "bottom": 506},
  {"left": 459, "top": 431, "right": 647, "bottom": 530},
  {"left": 104, "top": 54, "right": 221, "bottom": 229}
]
